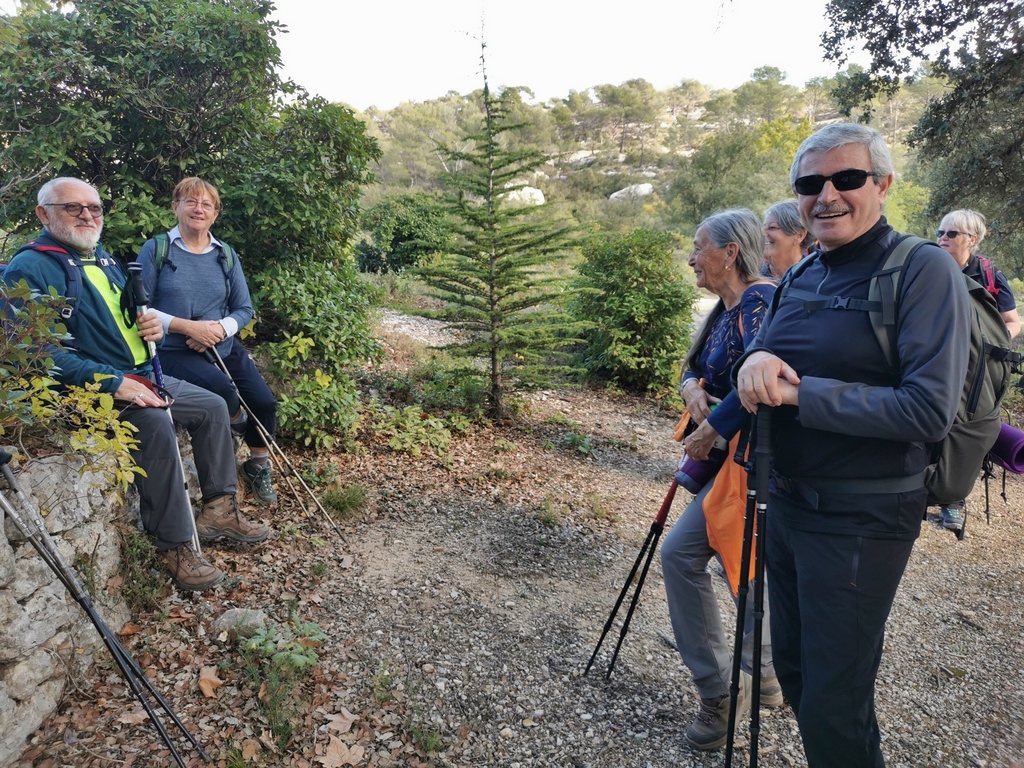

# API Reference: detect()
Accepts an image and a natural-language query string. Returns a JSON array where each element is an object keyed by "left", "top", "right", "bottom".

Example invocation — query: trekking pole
[
  {"left": 724, "top": 417, "right": 757, "bottom": 765},
  {"left": 203, "top": 345, "right": 347, "bottom": 543},
  {"left": 198, "top": 349, "right": 304, "bottom": 511},
  {"left": 0, "top": 449, "right": 210, "bottom": 767},
  {"left": 747, "top": 406, "right": 772, "bottom": 766},
  {"left": 725, "top": 407, "right": 771, "bottom": 768},
  {"left": 127, "top": 263, "right": 202, "bottom": 554},
  {"left": 584, "top": 479, "right": 679, "bottom": 679}
]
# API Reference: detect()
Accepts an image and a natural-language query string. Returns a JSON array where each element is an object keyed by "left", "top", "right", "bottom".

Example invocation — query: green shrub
[
  {"left": 116, "top": 525, "right": 165, "bottom": 613},
  {"left": 571, "top": 229, "right": 697, "bottom": 393},
  {"left": 254, "top": 258, "right": 383, "bottom": 449}
]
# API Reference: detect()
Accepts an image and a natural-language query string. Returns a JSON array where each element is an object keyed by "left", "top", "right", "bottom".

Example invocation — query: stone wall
[{"left": 0, "top": 450, "right": 132, "bottom": 768}]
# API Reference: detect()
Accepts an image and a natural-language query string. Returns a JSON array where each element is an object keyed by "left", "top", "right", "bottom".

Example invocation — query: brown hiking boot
[
  {"left": 685, "top": 672, "right": 750, "bottom": 751},
  {"left": 759, "top": 673, "right": 785, "bottom": 708},
  {"left": 161, "top": 544, "right": 224, "bottom": 592},
  {"left": 196, "top": 494, "right": 271, "bottom": 544}
]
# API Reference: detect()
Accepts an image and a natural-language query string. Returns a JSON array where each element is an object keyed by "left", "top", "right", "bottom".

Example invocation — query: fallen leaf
[
  {"left": 106, "top": 575, "right": 124, "bottom": 589},
  {"left": 324, "top": 707, "right": 358, "bottom": 734},
  {"left": 116, "top": 710, "right": 149, "bottom": 725},
  {"left": 316, "top": 735, "right": 365, "bottom": 767},
  {"left": 241, "top": 739, "right": 261, "bottom": 760},
  {"left": 197, "top": 666, "right": 222, "bottom": 699},
  {"left": 119, "top": 622, "right": 143, "bottom": 637}
]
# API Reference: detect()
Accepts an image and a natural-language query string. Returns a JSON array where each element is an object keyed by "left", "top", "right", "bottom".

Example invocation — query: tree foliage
[
  {"left": 356, "top": 192, "right": 455, "bottom": 273},
  {"left": 571, "top": 230, "right": 697, "bottom": 393},
  {"left": 824, "top": 0, "right": 1024, "bottom": 270},
  {"left": 415, "top": 76, "right": 581, "bottom": 419},
  {"left": 0, "top": 0, "right": 379, "bottom": 271}
]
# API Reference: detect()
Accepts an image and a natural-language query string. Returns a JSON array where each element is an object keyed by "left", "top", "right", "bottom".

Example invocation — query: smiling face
[
  {"left": 762, "top": 217, "right": 806, "bottom": 277},
  {"left": 172, "top": 190, "right": 219, "bottom": 240},
  {"left": 36, "top": 179, "right": 104, "bottom": 252},
  {"left": 688, "top": 226, "right": 733, "bottom": 296},
  {"left": 937, "top": 214, "right": 977, "bottom": 267},
  {"left": 795, "top": 144, "right": 892, "bottom": 251}
]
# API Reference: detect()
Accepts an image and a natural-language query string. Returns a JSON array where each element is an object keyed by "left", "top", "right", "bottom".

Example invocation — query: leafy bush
[
  {"left": 571, "top": 229, "right": 697, "bottom": 393},
  {"left": 1, "top": 281, "right": 139, "bottom": 488},
  {"left": 357, "top": 191, "right": 455, "bottom": 274},
  {"left": 321, "top": 483, "right": 369, "bottom": 521},
  {"left": 254, "top": 258, "right": 382, "bottom": 449},
  {"left": 372, "top": 405, "right": 452, "bottom": 457}
]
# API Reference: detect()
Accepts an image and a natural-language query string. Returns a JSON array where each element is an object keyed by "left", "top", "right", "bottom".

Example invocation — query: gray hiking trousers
[
  {"left": 121, "top": 376, "right": 236, "bottom": 550},
  {"left": 660, "top": 479, "right": 775, "bottom": 700}
]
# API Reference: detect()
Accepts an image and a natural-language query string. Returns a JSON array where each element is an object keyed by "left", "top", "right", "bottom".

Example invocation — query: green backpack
[
  {"left": 776, "top": 235, "right": 1020, "bottom": 506},
  {"left": 151, "top": 232, "right": 236, "bottom": 274}
]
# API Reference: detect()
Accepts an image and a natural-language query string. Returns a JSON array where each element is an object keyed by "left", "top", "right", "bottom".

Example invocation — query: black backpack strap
[
  {"left": 867, "top": 235, "right": 928, "bottom": 370},
  {"left": 772, "top": 252, "right": 820, "bottom": 314}
]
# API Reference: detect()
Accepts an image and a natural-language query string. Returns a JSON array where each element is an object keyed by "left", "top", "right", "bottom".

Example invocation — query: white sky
[{"left": 271, "top": 0, "right": 867, "bottom": 111}]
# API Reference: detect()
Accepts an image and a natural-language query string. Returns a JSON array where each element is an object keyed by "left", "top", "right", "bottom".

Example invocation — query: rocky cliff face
[{"left": 0, "top": 451, "right": 132, "bottom": 768}]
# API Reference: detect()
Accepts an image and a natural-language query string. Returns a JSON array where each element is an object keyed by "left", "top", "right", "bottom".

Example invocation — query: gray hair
[
  {"left": 696, "top": 208, "right": 765, "bottom": 281},
  {"left": 37, "top": 177, "right": 100, "bottom": 206},
  {"left": 941, "top": 209, "right": 987, "bottom": 248},
  {"left": 789, "top": 123, "right": 894, "bottom": 189},
  {"left": 683, "top": 209, "right": 766, "bottom": 374},
  {"left": 764, "top": 199, "right": 815, "bottom": 250}
]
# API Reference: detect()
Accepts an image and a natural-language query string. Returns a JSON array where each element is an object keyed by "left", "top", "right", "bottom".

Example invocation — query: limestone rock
[{"left": 608, "top": 183, "right": 654, "bottom": 202}]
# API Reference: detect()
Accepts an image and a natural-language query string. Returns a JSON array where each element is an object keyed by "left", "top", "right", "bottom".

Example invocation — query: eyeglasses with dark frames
[
  {"left": 936, "top": 230, "right": 965, "bottom": 239},
  {"left": 43, "top": 202, "right": 104, "bottom": 217},
  {"left": 793, "top": 169, "right": 881, "bottom": 196}
]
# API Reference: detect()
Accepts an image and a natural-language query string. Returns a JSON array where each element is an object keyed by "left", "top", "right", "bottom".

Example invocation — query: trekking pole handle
[{"left": 127, "top": 262, "right": 165, "bottom": 388}]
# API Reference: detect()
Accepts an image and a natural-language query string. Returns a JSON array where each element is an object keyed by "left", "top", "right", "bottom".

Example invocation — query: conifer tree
[{"left": 415, "top": 49, "right": 580, "bottom": 419}]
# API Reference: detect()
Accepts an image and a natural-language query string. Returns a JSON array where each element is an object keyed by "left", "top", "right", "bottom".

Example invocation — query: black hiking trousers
[{"left": 765, "top": 492, "right": 915, "bottom": 768}]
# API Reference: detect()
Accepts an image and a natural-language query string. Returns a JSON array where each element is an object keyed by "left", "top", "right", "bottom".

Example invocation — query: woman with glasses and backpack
[
  {"left": 138, "top": 177, "right": 279, "bottom": 508},
  {"left": 934, "top": 209, "right": 1020, "bottom": 531}
]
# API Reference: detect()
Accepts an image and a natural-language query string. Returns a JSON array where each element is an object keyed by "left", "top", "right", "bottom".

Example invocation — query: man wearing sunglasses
[
  {"left": 735, "top": 124, "right": 970, "bottom": 768},
  {"left": 3, "top": 177, "right": 271, "bottom": 593}
]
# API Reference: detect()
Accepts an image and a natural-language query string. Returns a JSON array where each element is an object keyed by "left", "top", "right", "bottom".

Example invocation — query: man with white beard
[{"left": 3, "top": 177, "right": 271, "bottom": 592}]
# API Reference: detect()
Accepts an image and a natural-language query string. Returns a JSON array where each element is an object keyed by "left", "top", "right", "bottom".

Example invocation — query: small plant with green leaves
[
  {"left": 372, "top": 662, "right": 396, "bottom": 704},
  {"left": 311, "top": 561, "right": 329, "bottom": 579},
  {"left": 299, "top": 459, "right": 340, "bottom": 488},
  {"left": 544, "top": 412, "right": 579, "bottom": 430},
  {"left": 563, "top": 430, "right": 597, "bottom": 456},
  {"left": 320, "top": 483, "right": 369, "bottom": 521},
  {"left": 494, "top": 438, "right": 517, "bottom": 453},
  {"left": 372, "top": 404, "right": 452, "bottom": 457},
  {"left": 240, "top": 616, "right": 327, "bottom": 749}
]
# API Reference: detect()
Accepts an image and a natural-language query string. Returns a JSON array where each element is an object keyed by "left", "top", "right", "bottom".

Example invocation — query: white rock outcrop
[{"left": 609, "top": 183, "right": 654, "bottom": 202}]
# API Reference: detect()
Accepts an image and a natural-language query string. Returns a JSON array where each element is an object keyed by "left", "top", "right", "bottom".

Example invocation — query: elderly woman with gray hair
[
  {"left": 663, "top": 208, "right": 781, "bottom": 752},
  {"left": 933, "top": 208, "right": 1021, "bottom": 532},
  {"left": 762, "top": 199, "right": 815, "bottom": 279}
]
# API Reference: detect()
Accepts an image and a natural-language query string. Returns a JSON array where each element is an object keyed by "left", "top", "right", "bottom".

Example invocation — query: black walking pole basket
[
  {"left": 0, "top": 449, "right": 210, "bottom": 767},
  {"left": 725, "top": 407, "right": 772, "bottom": 767}
]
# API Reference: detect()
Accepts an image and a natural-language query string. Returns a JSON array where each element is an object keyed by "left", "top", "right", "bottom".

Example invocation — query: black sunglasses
[
  {"left": 793, "top": 169, "right": 881, "bottom": 196},
  {"left": 936, "top": 229, "right": 964, "bottom": 239}
]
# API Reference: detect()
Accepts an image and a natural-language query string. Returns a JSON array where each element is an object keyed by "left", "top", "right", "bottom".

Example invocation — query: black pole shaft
[
  {"left": 748, "top": 406, "right": 772, "bottom": 767},
  {"left": 584, "top": 480, "right": 678, "bottom": 678}
]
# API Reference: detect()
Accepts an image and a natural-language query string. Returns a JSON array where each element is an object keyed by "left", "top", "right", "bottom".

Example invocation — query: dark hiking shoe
[
  {"left": 759, "top": 674, "right": 784, "bottom": 708},
  {"left": 242, "top": 461, "right": 278, "bottom": 506},
  {"left": 940, "top": 505, "right": 965, "bottom": 531},
  {"left": 161, "top": 544, "right": 224, "bottom": 592},
  {"left": 685, "top": 672, "right": 750, "bottom": 751},
  {"left": 196, "top": 494, "right": 271, "bottom": 543}
]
